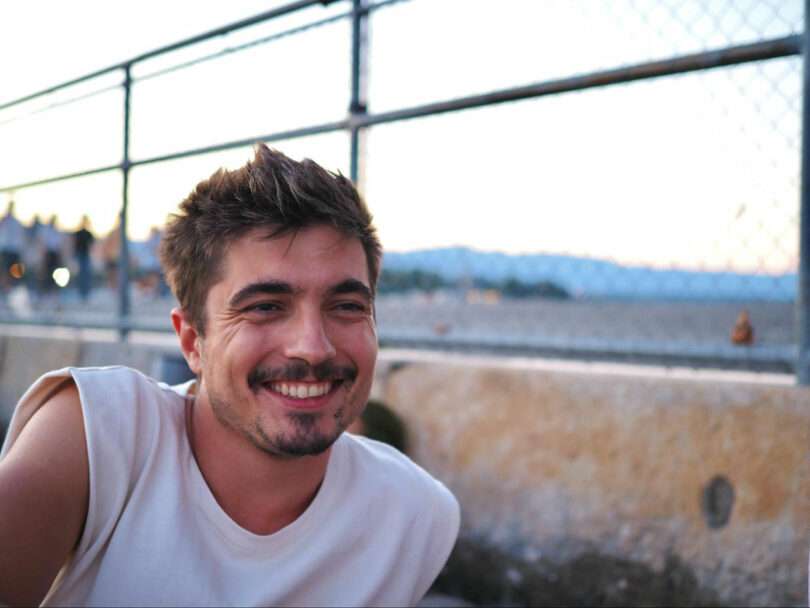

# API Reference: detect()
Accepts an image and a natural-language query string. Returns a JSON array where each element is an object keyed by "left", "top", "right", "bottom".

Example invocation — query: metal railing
[{"left": 0, "top": 0, "right": 806, "bottom": 379}]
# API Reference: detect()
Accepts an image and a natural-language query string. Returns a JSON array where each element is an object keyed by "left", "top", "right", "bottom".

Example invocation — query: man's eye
[
  {"left": 246, "top": 302, "right": 282, "bottom": 313},
  {"left": 334, "top": 301, "right": 367, "bottom": 313}
]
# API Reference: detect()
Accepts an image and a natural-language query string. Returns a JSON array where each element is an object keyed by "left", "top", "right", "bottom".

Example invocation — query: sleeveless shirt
[{"left": 1, "top": 366, "right": 460, "bottom": 607}]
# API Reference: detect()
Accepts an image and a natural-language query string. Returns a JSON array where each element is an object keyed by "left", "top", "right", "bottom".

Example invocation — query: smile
[{"left": 267, "top": 381, "right": 334, "bottom": 399}]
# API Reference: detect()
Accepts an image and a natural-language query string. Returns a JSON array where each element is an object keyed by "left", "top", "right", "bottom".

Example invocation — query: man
[
  {"left": 72, "top": 214, "right": 95, "bottom": 301},
  {"left": 0, "top": 145, "right": 460, "bottom": 606},
  {"left": 38, "top": 214, "right": 65, "bottom": 296}
]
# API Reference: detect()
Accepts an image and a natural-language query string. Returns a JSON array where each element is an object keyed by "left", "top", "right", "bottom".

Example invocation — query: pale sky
[{"left": 0, "top": 0, "right": 802, "bottom": 273}]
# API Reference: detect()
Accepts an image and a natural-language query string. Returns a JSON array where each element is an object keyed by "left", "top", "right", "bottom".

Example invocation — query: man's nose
[{"left": 282, "top": 310, "right": 337, "bottom": 365}]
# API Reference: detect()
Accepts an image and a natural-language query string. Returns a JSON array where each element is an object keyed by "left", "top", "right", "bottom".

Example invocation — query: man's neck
[{"left": 186, "top": 391, "right": 331, "bottom": 536}]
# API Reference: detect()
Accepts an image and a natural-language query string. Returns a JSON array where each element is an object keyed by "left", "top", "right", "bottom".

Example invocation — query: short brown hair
[{"left": 160, "top": 144, "right": 382, "bottom": 334}]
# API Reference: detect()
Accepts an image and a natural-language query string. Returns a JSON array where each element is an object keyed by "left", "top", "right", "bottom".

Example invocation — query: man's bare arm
[{"left": 0, "top": 382, "right": 89, "bottom": 606}]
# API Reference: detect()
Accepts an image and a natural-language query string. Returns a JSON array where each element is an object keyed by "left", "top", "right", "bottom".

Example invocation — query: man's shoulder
[
  {"left": 69, "top": 365, "right": 187, "bottom": 417},
  {"left": 334, "top": 433, "right": 461, "bottom": 597},
  {"left": 19, "top": 365, "right": 184, "bottom": 426},
  {"left": 68, "top": 364, "right": 181, "bottom": 392},
  {"left": 27, "top": 366, "right": 186, "bottom": 481},
  {"left": 339, "top": 432, "right": 425, "bottom": 478},
  {"left": 337, "top": 433, "right": 458, "bottom": 512},
  {"left": 2, "top": 365, "right": 184, "bottom": 465}
]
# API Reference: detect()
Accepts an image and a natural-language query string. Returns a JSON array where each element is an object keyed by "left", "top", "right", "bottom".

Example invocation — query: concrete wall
[
  {"left": 0, "top": 333, "right": 177, "bottom": 424},
  {"left": 1, "top": 334, "right": 807, "bottom": 606},
  {"left": 378, "top": 353, "right": 809, "bottom": 607}
]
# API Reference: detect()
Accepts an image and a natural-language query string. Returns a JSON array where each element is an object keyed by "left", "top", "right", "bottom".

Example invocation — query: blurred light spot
[{"left": 53, "top": 267, "right": 70, "bottom": 288}]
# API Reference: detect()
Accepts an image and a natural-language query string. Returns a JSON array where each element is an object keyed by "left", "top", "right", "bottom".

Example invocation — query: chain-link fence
[{"left": 0, "top": 0, "right": 804, "bottom": 375}]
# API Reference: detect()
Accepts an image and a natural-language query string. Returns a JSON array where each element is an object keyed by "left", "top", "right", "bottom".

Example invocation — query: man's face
[{"left": 191, "top": 224, "right": 377, "bottom": 457}]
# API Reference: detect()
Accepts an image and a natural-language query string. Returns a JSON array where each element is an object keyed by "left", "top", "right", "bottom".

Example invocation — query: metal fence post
[
  {"left": 349, "top": 0, "right": 368, "bottom": 186},
  {"left": 118, "top": 63, "right": 132, "bottom": 340},
  {"left": 798, "top": 0, "right": 810, "bottom": 383}
]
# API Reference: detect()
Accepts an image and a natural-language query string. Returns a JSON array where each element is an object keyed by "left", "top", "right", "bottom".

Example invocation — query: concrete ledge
[
  {"left": 0, "top": 334, "right": 82, "bottom": 421},
  {"left": 77, "top": 340, "right": 156, "bottom": 373},
  {"left": 381, "top": 355, "right": 809, "bottom": 606},
  {"left": 0, "top": 332, "right": 183, "bottom": 424}
]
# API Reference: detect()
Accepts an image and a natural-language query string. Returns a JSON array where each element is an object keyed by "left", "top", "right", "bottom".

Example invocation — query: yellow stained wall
[{"left": 377, "top": 352, "right": 809, "bottom": 605}]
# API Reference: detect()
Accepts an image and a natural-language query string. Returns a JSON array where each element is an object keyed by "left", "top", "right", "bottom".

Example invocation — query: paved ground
[{"left": 0, "top": 286, "right": 795, "bottom": 372}]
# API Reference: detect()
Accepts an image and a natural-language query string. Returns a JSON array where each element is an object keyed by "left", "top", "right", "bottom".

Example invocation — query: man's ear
[{"left": 171, "top": 307, "right": 202, "bottom": 375}]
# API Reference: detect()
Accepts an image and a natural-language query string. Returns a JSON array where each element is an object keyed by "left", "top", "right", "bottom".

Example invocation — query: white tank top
[{"left": 2, "top": 366, "right": 460, "bottom": 607}]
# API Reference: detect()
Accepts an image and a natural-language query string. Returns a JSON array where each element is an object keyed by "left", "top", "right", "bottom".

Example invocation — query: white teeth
[
  {"left": 269, "top": 382, "right": 331, "bottom": 399},
  {"left": 306, "top": 384, "right": 321, "bottom": 398}
]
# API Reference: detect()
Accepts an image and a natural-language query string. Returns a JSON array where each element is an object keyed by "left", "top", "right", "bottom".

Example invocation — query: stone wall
[{"left": 0, "top": 334, "right": 807, "bottom": 606}]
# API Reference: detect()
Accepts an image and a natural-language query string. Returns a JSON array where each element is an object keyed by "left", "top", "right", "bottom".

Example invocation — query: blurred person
[
  {"left": 38, "top": 214, "right": 65, "bottom": 296},
  {"left": 133, "top": 225, "right": 165, "bottom": 298},
  {"left": 98, "top": 219, "right": 120, "bottom": 290},
  {"left": 22, "top": 214, "right": 44, "bottom": 296},
  {"left": 148, "top": 224, "right": 171, "bottom": 297},
  {"left": 0, "top": 145, "right": 459, "bottom": 606},
  {"left": 0, "top": 201, "right": 25, "bottom": 293},
  {"left": 72, "top": 215, "right": 95, "bottom": 301}
]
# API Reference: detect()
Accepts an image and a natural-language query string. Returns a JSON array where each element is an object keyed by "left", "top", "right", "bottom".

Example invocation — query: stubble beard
[
  {"left": 254, "top": 407, "right": 347, "bottom": 458},
  {"left": 207, "top": 380, "right": 357, "bottom": 459}
]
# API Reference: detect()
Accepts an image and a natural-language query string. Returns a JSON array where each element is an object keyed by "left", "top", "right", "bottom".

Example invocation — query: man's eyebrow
[
  {"left": 228, "top": 281, "right": 294, "bottom": 308},
  {"left": 327, "top": 279, "right": 373, "bottom": 301}
]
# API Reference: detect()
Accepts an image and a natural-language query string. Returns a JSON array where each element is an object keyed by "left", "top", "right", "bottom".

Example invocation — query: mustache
[{"left": 247, "top": 361, "right": 358, "bottom": 390}]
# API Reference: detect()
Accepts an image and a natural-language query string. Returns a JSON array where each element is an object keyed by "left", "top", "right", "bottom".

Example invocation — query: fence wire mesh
[{"left": 0, "top": 0, "right": 803, "bottom": 373}]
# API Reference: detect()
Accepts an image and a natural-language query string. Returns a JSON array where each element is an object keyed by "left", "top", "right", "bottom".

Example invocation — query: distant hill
[{"left": 382, "top": 247, "right": 795, "bottom": 301}]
